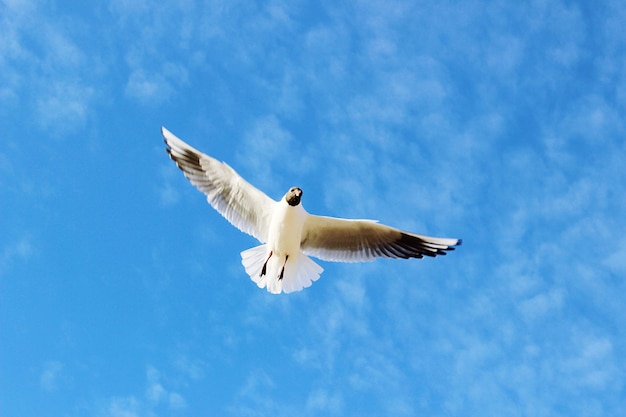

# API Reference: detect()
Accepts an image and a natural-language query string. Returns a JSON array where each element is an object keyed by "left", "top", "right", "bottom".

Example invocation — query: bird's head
[{"left": 285, "top": 187, "right": 303, "bottom": 206}]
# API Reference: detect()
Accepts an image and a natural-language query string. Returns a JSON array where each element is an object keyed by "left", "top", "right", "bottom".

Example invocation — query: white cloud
[
  {"left": 125, "top": 70, "right": 172, "bottom": 103},
  {"left": 124, "top": 63, "right": 188, "bottom": 104},
  {"left": 100, "top": 365, "right": 187, "bottom": 417},
  {"left": 36, "top": 80, "right": 94, "bottom": 132},
  {"left": 238, "top": 369, "right": 275, "bottom": 397},
  {"left": 41, "top": 24, "right": 86, "bottom": 70},
  {"left": 227, "top": 369, "right": 296, "bottom": 417},
  {"left": 0, "top": 236, "right": 33, "bottom": 277},
  {"left": 0, "top": 2, "right": 101, "bottom": 134},
  {"left": 108, "top": 0, "right": 150, "bottom": 17},
  {"left": 543, "top": 95, "right": 625, "bottom": 165},
  {"left": 236, "top": 115, "right": 299, "bottom": 195},
  {"left": 145, "top": 366, "right": 166, "bottom": 403},
  {"left": 105, "top": 397, "right": 141, "bottom": 417},
  {"left": 274, "top": 69, "right": 306, "bottom": 120},
  {"left": 604, "top": 238, "right": 626, "bottom": 274},
  {"left": 158, "top": 183, "right": 180, "bottom": 206},
  {"left": 39, "top": 360, "right": 63, "bottom": 392},
  {"left": 292, "top": 346, "right": 321, "bottom": 368},
  {"left": 158, "top": 163, "right": 182, "bottom": 206},
  {"left": 4, "top": 1, "right": 625, "bottom": 416},
  {"left": 2, "top": 0, "right": 38, "bottom": 14},
  {"left": 168, "top": 392, "right": 187, "bottom": 410},
  {"left": 174, "top": 355, "right": 206, "bottom": 381},
  {"left": 518, "top": 288, "right": 565, "bottom": 321},
  {"left": 107, "top": 1, "right": 195, "bottom": 106},
  {"left": 305, "top": 388, "right": 344, "bottom": 415},
  {"left": 183, "top": 2, "right": 626, "bottom": 414},
  {"left": 558, "top": 332, "right": 620, "bottom": 394}
]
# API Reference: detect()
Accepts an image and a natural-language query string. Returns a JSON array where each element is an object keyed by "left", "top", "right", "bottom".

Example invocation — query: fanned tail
[
  {"left": 241, "top": 245, "right": 270, "bottom": 289},
  {"left": 280, "top": 252, "right": 324, "bottom": 294},
  {"left": 240, "top": 245, "right": 324, "bottom": 294}
]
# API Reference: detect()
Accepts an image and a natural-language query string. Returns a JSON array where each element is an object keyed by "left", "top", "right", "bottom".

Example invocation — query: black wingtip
[
  {"left": 164, "top": 139, "right": 172, "bottom": 157},
  {"left": 162, "top": 127, "right": 175, "bottom": 157}
]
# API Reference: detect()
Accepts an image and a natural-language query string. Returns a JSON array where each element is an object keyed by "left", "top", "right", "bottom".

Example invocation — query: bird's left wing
[
  {"left": 301, "top": 214, "right": 461, "bottom": 262},
  {"left": 163, "top": 127, "right": 275, "bottom": 243}
]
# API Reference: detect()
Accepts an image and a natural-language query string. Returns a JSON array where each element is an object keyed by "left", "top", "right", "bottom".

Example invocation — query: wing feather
[
  {"left": 163, "top": 127, "right": 275, "bottom": 242},
  {"left": 301, "top": 215, "right": 461, "bottom": 262}
]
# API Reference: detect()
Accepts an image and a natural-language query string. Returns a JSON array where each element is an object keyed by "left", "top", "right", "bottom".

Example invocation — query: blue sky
[{"left": 1, "top": 0, "right": 625, "bottom": 415}]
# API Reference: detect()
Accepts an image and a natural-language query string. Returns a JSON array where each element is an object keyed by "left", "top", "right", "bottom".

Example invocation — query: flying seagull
[{"left": 163, "top": 127, "right": 461, "bottom": 294}]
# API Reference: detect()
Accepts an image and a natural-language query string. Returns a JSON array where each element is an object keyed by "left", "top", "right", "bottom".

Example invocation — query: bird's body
[
  {"left": 267, "top": 189, "right": 306, "bottom": 258},
  {"left": 163, "top": 127, "right": 461, "bottom": 294},
  {"left": 244, "top": 189, "right": 324, "bottom": 293}
]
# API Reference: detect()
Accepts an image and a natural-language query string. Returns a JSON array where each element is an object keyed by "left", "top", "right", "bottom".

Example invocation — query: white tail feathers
[
  {"left": 241, "top": 245, "right": 268, "bottom": 280},
  {"left": 241, "top": 245, "right": 324, "bottom": 294}
]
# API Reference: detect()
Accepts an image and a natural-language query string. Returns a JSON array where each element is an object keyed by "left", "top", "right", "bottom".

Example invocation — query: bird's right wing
[
  {"left": 301, "top": 214, "right": 461, "bottom": 262},
  {"left": 163, "top": 127, "right": 275, "bottom": 243}
]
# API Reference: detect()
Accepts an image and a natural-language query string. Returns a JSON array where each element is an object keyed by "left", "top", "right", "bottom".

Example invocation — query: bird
[{"left": 163, "top": 127, "right": 461, "bottom": 294}]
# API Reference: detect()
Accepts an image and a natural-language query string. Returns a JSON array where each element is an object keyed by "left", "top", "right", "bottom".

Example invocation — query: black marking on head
[{"left": 286, "top": 187, "right": 302, "bottom": 206}]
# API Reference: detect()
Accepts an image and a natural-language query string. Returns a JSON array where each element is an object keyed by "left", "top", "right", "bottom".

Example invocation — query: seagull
[{"left": 163, "top": 127, "right": 461, "bottom": 294}]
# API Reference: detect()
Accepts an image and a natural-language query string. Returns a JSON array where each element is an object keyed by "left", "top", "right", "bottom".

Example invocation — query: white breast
[{"left": 267, "top": 201, "right": 307, "bottom": 256}]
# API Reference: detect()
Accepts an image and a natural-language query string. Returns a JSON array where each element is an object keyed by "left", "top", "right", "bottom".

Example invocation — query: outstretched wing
[
  {"left": 301, "top": 214, "right": 461, "bottom": 262},
  {"left": 163, "top": 127, "right": 275, "bottom": 243}
]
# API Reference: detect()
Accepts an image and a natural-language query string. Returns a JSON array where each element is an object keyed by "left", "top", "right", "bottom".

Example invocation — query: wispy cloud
[
  {"left": 227, "top": 370, "right": 290, "bottom": 417},
  {"left": 99, "top": 365, "right": 187, "bottom": 417},
  {"left": 0, "top": 236, "right": 33, "bottom": 277},
  {"left": 236, "top": 115, "right": 302, "bottom": 196},
  {"left": 3, "top": 1, "right": 625, "bottom": 416},
  {"left": 145, "top": 366, "right": 187, "bottom": 410},
  {"left": 124, "top": 64, "right": 188, "bottom": 105},
  {"left": 36, "top": 80, "right": 94, "bottom": 132},
  {"left": 104, "top": 396, "right": 141, "bottom": 417},
  {"left": 604, "top": 238, "right": 626, "bottom": 274},
  {"left": 158, "top": 1, "right": 624, "bottom": 414},
  {"left": 39, "top": 360, "right": 63, "bottom": 392},
  {"left": 305, "top": 388, "right": 344, "bottom": 415},
  {"left": 158, "top": 163, "right": 182, "bottom": 207},
  {"left": 0, "top": 2, "right": 100, "bottom": 135},
  {"left": 173, "top": 355, "right": 207, "bottom": 381},
  {"left": 108, "top": 0, "right": 194, "bottom": 106}
]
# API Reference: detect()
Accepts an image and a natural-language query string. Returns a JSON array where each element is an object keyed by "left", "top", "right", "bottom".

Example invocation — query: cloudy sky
[{"left": 1, "top": 0, "right": 625, "bottom": 416}]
